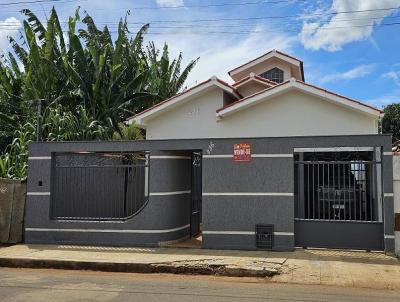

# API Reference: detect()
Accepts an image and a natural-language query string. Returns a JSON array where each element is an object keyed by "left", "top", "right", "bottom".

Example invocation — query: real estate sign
[{"left": 233, "top": 143, "right": 251, "bottom": 162}]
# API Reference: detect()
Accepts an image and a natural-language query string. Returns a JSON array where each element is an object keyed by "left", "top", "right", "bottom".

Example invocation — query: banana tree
[{"left": 141, "top": 42, "right": 199, "bottom": 112}]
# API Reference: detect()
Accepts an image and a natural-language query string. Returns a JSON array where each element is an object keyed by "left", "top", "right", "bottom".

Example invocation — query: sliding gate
[{"left": 294, "top": 150, "right": 384, "bottom": 250}]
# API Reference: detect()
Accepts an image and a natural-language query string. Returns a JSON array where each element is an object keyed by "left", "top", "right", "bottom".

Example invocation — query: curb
[{"left": 0, "top": 258, "right": 280, "bottom": 278}]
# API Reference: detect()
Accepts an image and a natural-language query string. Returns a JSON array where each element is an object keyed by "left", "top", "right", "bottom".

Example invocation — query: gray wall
[
  {"left": 26, "top": 150, "right": 192, "bottom": 247},
  {"left": 25, "top": 134, "right": 394, "bottom": 252}
]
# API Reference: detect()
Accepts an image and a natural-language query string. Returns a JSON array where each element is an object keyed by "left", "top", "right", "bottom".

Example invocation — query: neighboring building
[{"left": 25, "top": 50, "right": 395, "bottom": 253}]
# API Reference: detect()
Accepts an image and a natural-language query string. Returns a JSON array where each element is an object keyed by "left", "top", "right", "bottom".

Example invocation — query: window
[
  {"left": 259, "top": 67, "right": 284, "bottom": 83},
  {"left": 51, "top": 152, "right": 149, "bottom": 221}
]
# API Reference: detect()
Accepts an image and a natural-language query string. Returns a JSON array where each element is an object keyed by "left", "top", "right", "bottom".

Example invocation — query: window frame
[{"left": 259, "top": 67, "right": 284, "bottom": 83}]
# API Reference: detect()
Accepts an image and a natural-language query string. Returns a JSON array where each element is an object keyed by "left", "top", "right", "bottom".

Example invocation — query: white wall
[
  {"left": 146, "top": 89, "right": 379, "bottom": 140},
  {"left": 394, "top": 155, "right": 400, "bottom": 257},
  {"left": 146, "top": 88, "right": 224, "bottom": 140}
]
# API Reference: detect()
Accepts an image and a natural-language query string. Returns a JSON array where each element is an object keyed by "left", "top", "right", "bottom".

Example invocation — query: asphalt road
[{"left": 0, "top": 268, "right": 399, "bottom": 302}]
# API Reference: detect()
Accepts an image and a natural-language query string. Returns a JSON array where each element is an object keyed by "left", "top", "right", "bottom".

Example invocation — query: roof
[
  {"left": 228, "top": 49, "right": 305, "bottom": 81},
  {"left": 216, "top": 78, "right": 382, "bottom": 118},
  {"left": 129, "top": 77, "right": 240, "bottom": 127},
  {"left": 232, "top": 74, "right": 277, "bottom": 88}
]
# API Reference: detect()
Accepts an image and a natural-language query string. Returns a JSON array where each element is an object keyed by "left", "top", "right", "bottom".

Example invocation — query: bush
[{"left": 0, "top": 123, "right": 35, "bottom": 179}]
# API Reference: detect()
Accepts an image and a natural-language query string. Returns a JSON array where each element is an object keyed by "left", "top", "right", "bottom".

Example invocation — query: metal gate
[
  {"left": 294, "top": 150, "right": 384, "bottom": 250},
  {"left": 190, "top": 152, "right": 202, "bottom": 237},
  {"left": 51, "top": 152, "right": 149, "bottom": 221}
]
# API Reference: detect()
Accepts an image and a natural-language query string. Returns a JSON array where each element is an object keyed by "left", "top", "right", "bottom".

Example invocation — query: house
[
  {"left": 25, "top": 50, "right": 395, "bottom": 253},
  {"left": 130, "top": 50, "right": 381, "bottom": 139}
]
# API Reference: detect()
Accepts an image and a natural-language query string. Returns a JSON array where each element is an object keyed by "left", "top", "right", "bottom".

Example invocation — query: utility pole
[{"left": 36, "top": 99, "right": 42, "bottom": 142}]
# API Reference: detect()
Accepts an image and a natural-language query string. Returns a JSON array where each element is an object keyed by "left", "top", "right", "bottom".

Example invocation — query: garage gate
[{"left": 294, "top": 148, "right": 384, "bottom": 251}]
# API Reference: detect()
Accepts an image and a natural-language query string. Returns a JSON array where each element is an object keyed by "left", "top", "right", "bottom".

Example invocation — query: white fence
[{"left": 394, "top": 154, "right": 400, "bottom": 256}]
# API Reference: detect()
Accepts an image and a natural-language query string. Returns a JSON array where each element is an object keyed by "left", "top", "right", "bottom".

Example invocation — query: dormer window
[{"left": 260, "top": 67, "right": 284, "bottom": 83}]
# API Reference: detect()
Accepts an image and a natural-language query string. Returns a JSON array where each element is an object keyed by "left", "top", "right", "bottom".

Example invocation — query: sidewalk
[{"left": 0, "top": 244, "right": 399, "bottom": 289}]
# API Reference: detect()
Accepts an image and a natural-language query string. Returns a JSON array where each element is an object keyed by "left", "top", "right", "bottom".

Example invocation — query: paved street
[{"left": 0, "top": 268, "right": 399, "bottom": 302}]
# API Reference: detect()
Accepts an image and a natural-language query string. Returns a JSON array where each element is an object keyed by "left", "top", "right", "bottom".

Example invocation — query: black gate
[
  {"left": 190, "top": 152, "right": 202, "bottom": 237},
  {"left": 294, "top": 150, "right": 384, "bottom": 250},
  {"left": 51, "top": 152, "right": 149, "bottom": 221}
]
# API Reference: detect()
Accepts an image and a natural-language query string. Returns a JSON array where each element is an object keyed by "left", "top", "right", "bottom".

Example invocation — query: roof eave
[
  {"left": 217, "top": 80, "right": 382, "bottom": 119},
  {"left": 228, "top": 50, "right": 302, "bottom": 77}
]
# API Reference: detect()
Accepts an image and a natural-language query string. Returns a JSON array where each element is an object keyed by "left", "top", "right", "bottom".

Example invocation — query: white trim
[
  {"left": 27, "top": 192, "right": 51, "bottom": 196},
  {"left": 217, "top": 81, "right": 381, "bottom": 119},
  {"left": 384, "top": 193, "right": 394, "bottom": 197},
  {"left": 150, "top": 156, "right": 191, "bottom": 160},
  {"left": 131, "top": 78, "right": 239, "bottom": 127},
  {"left": 202, "top": 192, "right": 293, "bottom": 196},
  {"left": 203, "top": 231, "right": 254, "bottom": 235},
  {"left": 203, "top": 154, "right": 293, "bottom": 158},
  {"left": 25, "top": 224, "right": 190, "bottom": 234},
  {"left": 203, "top": 230, "right": 294, "bottom": 236},
  {"left": 253, "top": 154, "right": 293, "bottom": 158},
  {"left": 384, "top": 234, "right": 395, "bottom": 239},
  {"left": 294, "top": 147, "right": 374, "bottom": 153},
  {"left": 150, "top": 190, "right": 191, "bottom": 196},
  {"left": 28, "top": 156, "right": 52, "bottom": 160},
  {"left": 203, "top": 155, "right": 232, "bottom": 158},
  {"left": 274, "top": 232, "right": 295, "bottom": 236},
  {"left": 383, "top": 152, "right": 393, "bottom": 156}
]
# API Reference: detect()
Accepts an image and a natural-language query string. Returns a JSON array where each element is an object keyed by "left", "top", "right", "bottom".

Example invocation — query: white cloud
[
  {"left": 366, "top": 70, "right": 400, "bottom": 107},
  {"left": 156, "top": 0, "right": 184, "bottom": 7},
  {"left": 367, "top": 90, "right": 400, "bottom": 107},
  {"left": 320, "top": 64, "right": 375, "bottom": 84},
  {"left": 300, "top": 0, "right": 400, "bottom": 51},
  {"left": 0, "top": 17, "right": 21, "bottom": 50},
  {"left": 382, "top": 70, "right": 400, "bottom": 86},
  {"left": 149, "top": 24, "right": 297, "bottom": 86}
]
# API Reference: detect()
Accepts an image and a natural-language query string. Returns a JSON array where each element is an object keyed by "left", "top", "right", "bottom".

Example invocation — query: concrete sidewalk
[{"left": 0, "top": 244, "right": 399, "bottom": 290}]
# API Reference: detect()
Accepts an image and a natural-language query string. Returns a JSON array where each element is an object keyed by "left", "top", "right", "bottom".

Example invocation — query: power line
[
  {"left": 76, "top": 14, "right": 400, "bottom": 29},
  {"left": 0, "top": 4, "right": 400, "bottom": 35},
  {"left": 0, "top": 0, "right": 69, "bottom": 6},
  {"left": 0, "top": 0, "right": 85, "bottom": 10},
  {"left": 2, "top": 20, "right": 400, "bottom": 35},
  {"left": 122, "top": 6, "right": 400, "bottom": 24},
  {"left": 121, "top": 0, "right": 307, "bottom": 10},
  {"left": 2, "top": 11, "right": 400, "bottom": 31},
  {"left": 0, "top": 0, "right": 304, "bottom": 11}
]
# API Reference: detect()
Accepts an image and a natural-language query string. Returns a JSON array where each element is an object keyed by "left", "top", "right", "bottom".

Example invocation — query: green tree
[
  {"left": 113, "top": 123, "right": 143, "bottom": 141},
  {"left": 0, "top": 7, "right": 199, "bottom": 179},
  {"left": 382, "top": 103, "right": 400, "bottom": 142},
  {"left": 0, "top": 123, "right": 35, "bottom": 179},
  {"left": 139, "top": 42, "right": 198, "bottom": 112},
  {"left": 0, "top": 54, "right": 27, "bottom": 151}
]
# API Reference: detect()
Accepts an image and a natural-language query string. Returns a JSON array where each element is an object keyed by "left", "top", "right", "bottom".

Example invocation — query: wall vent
[{"left": 255, "top": 224, "right": 274, "bottom": 250}]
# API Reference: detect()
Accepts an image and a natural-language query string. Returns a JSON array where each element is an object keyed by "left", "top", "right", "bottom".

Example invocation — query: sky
[{"left": 1, "top": 0, "right": 400, "bottom": 108}]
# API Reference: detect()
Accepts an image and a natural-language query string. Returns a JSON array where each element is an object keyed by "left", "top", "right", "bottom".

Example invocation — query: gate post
[{"left": 393, "top": 154, "right": 400, "bottom": 257}]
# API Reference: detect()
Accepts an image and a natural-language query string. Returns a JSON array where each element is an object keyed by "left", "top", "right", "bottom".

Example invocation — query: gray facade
[{"left": 25, "top": 135, "right": 395, "bottom": 253}]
